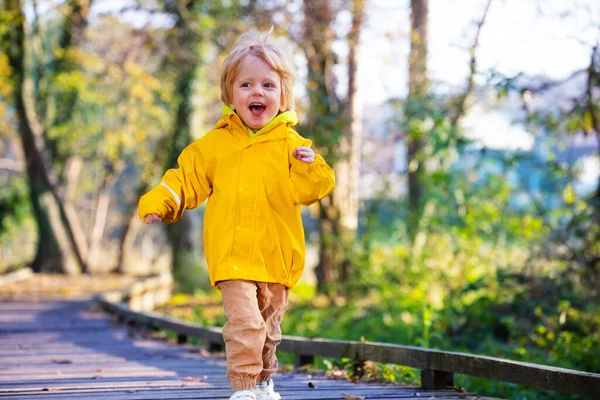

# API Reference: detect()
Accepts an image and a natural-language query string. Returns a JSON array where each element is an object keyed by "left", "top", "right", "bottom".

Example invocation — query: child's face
[{"left": 230, "top": 55, "right": 284, "bottom": 130}]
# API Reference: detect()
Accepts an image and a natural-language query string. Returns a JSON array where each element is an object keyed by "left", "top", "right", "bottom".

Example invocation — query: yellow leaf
[
  {"left": 562, "top": 183, "right": 576, "bottom": 205},
  {"left": 582, "top": 112, "right": 593, "bottom": 133},
  {"left": 54, "top": 47, "right": 65, "bottom": 59}
]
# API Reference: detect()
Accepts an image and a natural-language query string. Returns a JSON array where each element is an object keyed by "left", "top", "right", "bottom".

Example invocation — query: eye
[
  {"left": 264, "top": 82, "right": 275, "bottom": 88},
  {"left": 241, "top": 82, "right": 251, "bottom": 88}
]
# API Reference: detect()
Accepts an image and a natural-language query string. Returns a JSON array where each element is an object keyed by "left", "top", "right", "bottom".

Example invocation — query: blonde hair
[{"left": 221, "top": 29, "right": 296, "bottom": 111}]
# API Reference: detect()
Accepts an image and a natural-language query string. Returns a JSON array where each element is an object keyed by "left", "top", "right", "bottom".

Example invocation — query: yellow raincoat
[{"left": 138, "top": 106, "right": 335, "bottom": 288}]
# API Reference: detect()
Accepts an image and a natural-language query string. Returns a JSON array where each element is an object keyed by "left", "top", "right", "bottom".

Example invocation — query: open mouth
[{"left": 249, "top": 103, "right": 266, "bottom": 116}]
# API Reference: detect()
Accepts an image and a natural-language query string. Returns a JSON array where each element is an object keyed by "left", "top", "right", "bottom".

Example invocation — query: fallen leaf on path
[
  {"left": 181, "top": 376, "right": 207, "bottom": 382},
  {"left": 188, "top": 348, "right": 212, "bottom": 357},
  {"left": 330, "top": 369, "right": 346, "bottom": 379},
  {"left": 342, "top": 393, "right": 365, "bottom": 400}
]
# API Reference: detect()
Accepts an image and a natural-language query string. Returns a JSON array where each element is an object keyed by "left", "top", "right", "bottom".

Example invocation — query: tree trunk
[
  {"left": 302, "top": 0, "right": 342, "bottom": 293},
  {"left": 406, "top": 0, "right": 429, "bottom": 230},
  {"left": 116, "top": 205, "right": 144, "bottom": 274},
  {"left": 62, "top": 156, "right": 89, "bottom": 263},
  {"left": 41, "top": 0, "right": 93, "bottom": 273},
  {"left": 338, "top": 0, "right": 365, "bottom": 283},
  {"left": 86, "top": 170, "right": 114, "bottom": 271},
  {"left": 5, "top": 1, "right": 85, "bottom": 274},
  {"left": 315, "top": 195, "right": 341, "bottom": 290},
  {"left": 335, "top": 0, "right": 364, "bottom": 233},
  {"left": 301, "top": 0, "right": 364, "bottom": 292}
]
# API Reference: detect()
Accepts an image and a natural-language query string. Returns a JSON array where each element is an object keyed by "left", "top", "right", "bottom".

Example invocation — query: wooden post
[
  {"left": 295, "top": 354, "right": 315, "bottom": 369},
  {"left": 209, "top": 341, "right": 224, "bottom": 352},
  {"left": 177, "top": 334, "right": 188, "bottom": 345},
  {"left": 421, "top": 369, "right": 454, "bottom": 389},
  {"left": 352, "top": 360, "right": 366, "bottom": 379}
]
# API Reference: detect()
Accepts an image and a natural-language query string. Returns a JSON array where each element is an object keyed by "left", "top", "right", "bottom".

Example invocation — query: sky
[{"left": 358, "top": 0, "right": 600, "bottom": 105}]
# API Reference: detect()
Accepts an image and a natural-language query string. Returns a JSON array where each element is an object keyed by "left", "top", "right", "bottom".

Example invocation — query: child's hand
[
  {"left": 293, "top": 146, "right": 315, "bottom": 163},
  {"left": 145, "top": 213, "right": 162, "bottom": 224}
]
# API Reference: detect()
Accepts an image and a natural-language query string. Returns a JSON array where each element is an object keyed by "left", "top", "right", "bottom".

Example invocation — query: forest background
[{"left": 0, "top": 1, "right": 599, "bottom": 399}]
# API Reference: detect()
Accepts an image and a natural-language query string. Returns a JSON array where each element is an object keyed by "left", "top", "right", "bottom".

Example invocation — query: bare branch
[
  {"left": 450, "top": 0, "right": 492, "bottom": 126},
  {"left": 95, "top": 5, "right": 166, "bottom": 19},
  {"left": 523, "top": 68, "right": 588, "bottom": 94}
]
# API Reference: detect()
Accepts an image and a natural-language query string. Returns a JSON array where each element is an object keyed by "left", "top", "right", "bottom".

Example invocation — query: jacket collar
[{"left": 216, "top": 105, "right": 298, "bottom": 142}]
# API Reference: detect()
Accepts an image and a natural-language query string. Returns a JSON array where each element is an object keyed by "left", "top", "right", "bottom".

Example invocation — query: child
[{"left": 138, "top": 29, "right": 335, "bottom": 400}]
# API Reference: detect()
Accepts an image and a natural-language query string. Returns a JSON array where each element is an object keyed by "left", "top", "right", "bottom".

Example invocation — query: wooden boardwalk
[{"left": 0, "top": 298, "right": 490, "bottom": 399}]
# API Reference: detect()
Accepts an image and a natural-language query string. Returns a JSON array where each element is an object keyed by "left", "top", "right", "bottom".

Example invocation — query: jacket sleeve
[
  {"left": 287, "top": 133, "right": 336, "bottom": 206},
  {"left": 138, "top": 136, "right": 214, "bottom": 224}
]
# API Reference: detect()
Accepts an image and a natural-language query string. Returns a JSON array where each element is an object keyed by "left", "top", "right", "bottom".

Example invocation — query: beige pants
[{"left": 218, "top": 280, "right": 289, "bottom": 391}]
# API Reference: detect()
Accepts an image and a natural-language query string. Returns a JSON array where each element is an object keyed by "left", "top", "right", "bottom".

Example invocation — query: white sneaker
[
  {"left": 254, "top": 379, "right": 281, "bottom": 400},
  {"left": 229, "top": 389, "right": 256, "bottom": 400}
]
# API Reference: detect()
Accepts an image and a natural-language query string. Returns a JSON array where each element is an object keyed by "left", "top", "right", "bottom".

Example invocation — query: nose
[{"left": 252, "top": 86, "right": 264, "bottom": 96}]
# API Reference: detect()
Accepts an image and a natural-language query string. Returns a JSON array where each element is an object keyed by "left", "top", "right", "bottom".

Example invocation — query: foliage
[
  {"left": 0, "top": 176, "right": 29, "bottom": 231},
  {"left": 50, "top": 18, "right": 174, "bottom": 169},
  {"left": 0, "top": 176, "right": 35, "bottom": 271}
]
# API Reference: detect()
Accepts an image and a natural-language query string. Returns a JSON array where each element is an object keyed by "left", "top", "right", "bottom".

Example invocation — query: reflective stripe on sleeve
[{"left": 160, "top": 182, "right": 181, "bottom": 208}]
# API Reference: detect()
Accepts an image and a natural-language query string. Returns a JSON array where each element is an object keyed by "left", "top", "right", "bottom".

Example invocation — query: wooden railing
[
  {"left": 0, "top": 267, "right": 33, "bottom": 287},
  {"left": 99, "top": 272, "right": 174, "bottom": 312},
  {"left": 96, "top": 276, "right": 600, "bottom": 399}
]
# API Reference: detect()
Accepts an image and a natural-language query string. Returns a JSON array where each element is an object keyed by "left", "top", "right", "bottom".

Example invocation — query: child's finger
[{"left": 145, "top": 214, "right": 162, "bottom": 224}]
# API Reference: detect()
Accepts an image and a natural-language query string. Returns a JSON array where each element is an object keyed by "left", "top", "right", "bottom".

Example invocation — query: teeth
[{"left": 250, "top": 103, "right": 265, "bottom": 107}]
